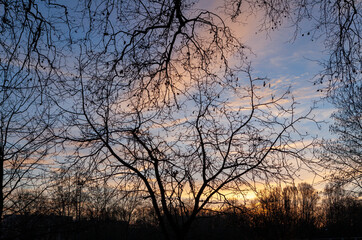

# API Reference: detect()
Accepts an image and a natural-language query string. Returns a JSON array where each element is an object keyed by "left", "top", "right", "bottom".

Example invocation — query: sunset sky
[
  {"left": 1, "top": 3, "right": 360, "bottom": 238},
  {"left": 1, "top": 0, "right": 342, "bottom": 200},
  {"left": 194, "top": 0, "right": 338, "bottom": 190}
]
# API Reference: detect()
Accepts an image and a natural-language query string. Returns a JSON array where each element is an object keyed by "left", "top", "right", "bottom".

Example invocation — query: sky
[
  {"left": 1, "top": 0, "right": 342, "bottom": 203},
  {"left": 55, "top": 0, "right": 338, "bottom": 194},
  {"left": 194, "top": 0, "right": 338, "bottom": 191}
]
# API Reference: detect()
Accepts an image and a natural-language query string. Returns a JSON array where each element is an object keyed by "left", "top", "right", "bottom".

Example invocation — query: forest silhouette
[{"left": 2, "top": 183, "right": 361, "bottom": 239}]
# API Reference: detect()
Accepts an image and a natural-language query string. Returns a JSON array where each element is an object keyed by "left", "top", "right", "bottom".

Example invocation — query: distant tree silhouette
[
  {"left": 255, "top": 183, "right": 321, "bottom": 239},
  {"left": 7, "top": 189, "right": 49, "bottom": 216},
  {"left": 297, "top": 183, "right": 320, "bottom": 238},
  {"left": 282, "top": 185, "right": 298, "bottom": 222},
  {"left": 322, "top": 183, "right": 362, "bottom": 237},
  {"left": 2, "top": 181, "right": 361, "bottom": 239},
  {"left": 48, "top": 167, "right": 86, "bottom": 219}
]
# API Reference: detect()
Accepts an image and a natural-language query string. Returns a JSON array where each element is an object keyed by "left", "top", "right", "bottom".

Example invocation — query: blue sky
[{"left": 193, "top": 0, "right": 338, "bottom": 189}]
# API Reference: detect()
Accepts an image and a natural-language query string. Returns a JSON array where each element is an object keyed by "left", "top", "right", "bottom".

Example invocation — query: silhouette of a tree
[
  {"left": 0, "top": 0, "right": 69, "bottom": 221},
  {"left": 319, "top": 84, "right": 361, "bottom": 192},
  {"left": 224, "top": 0, "right": 361, "bottom": 194},
  {"left": 298, "top": 183, "right": 319, "bottom": 228},
  {"left": 256, "top": 183, "right": 320, "bottom": 239},
  {"left": 323, "top": 183, "right": 362, "bottom": 236},
  {"left": 47, "top": 1, "right": 319, "bottom": 239}
]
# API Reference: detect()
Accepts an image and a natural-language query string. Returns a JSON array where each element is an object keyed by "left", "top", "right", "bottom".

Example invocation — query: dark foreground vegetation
[{"left": 2, "top": 183, "right": 361, "bottom": 240}]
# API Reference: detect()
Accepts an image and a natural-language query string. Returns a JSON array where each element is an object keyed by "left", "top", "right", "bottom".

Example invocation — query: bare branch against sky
[{"left": 0, "top": 1, "right": 360, "bottom": 239}]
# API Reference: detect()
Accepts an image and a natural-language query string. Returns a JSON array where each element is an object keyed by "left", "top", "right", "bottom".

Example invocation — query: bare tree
[
  {"left": 223, "top": 0, "right": 361, "bottom": 193},
  {"left": 48, "top": 167, "right": 81, "bottom": 218},
  {"left": 83, "top": 173, "right": 142, "bottom": 223},
  {"left": 297, "top": 183, "right": 319, "bottom": 226},
  {"left": 0, "top": 0, "right": 329, "bottom": 238},
  {"left": 58, "top": 57, "right": 318, "bottom": 240},
  {"left": 319, "top": 84, "right": 361, "bottom": 192},
  {"left": 255, "top": 183, "right": 321, "bottom": 239},
  {"left": 7, "top": 189, "right": 48, "bottom": 216},
  {"left": 44, "top": 2, "right": 320, "bottom": 239},
  {"left": 282, "top": 185, "right": 298, "bottom": 220},
  {"left": 322, "top": 183, "right": 362, "bottom": 235},
  {"left": 0, "top": 0, "right": 65, "bottom": 221}
]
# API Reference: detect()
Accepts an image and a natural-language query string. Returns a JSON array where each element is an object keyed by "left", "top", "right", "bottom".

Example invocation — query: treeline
[
  {"left": 220, "top": 183, "right": 362, "bottom": 240},
  {"left": 3, "top": 182, "right": 361, "bottom": 240}
]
